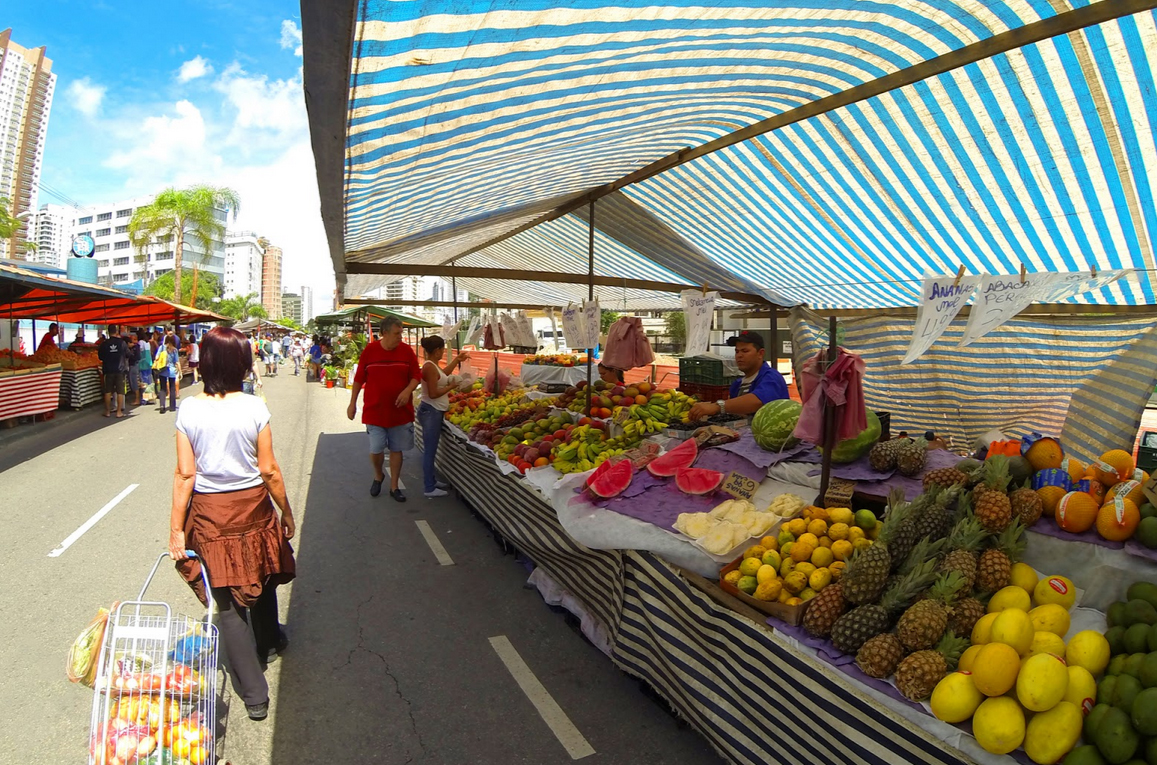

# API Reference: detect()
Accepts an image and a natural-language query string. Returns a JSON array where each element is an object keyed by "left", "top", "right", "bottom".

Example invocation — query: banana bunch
[
  {"left": 622, "top": 417, "right": 667, "bottom": 437},
  {"left": 552, "top": 458, "right": 596, "bottom": 474}
]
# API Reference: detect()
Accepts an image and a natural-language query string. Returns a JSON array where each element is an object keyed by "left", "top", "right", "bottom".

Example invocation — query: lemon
[
  {"left": 722, "top": 570, "right": 741, "bottom": 586},
  {"left": 828, "top": 507, "right": 855, "bottom": 525},
  {"left": 780, "top": 541, "right": 794, "bottom": 559},
  {"left": 988, "top": 586, "right": 1033, "bottom": 613},
  {"left": 776, "top": 589, "right": 792, "bottom": 604},
  {"left": 1065, "top": 630, "right": 1110, "bottom": 676},
  {"left": 818, "top": 536, "right": 833, "bottom": 549},
  {"left": 779, "top": 559, "right": 795, "bottom": 578},
  {"left": 810, "top": 547, "right": 835, "bottom": 568},
  {"left": 756, "top": 564, "right": 778, "bottom": 585},
  {"left": 738, "top": 558, "right": 762, "bottom": 578},
  {"left": 761, "top": 550, "right": 782, "bottom": 569},
  {"left": 783, "top": 571, "right": 808, "bottom": 595},
  {"left": 777, "top": 530, "right": 795, "bottom": 547},
  {"left": 737, "top": 576, "right": 757, "bottom": 595},
  {"left": 958, "top": 644, "right": 983, "bottom": 673},
  {"left": 759, "top": 535, "right": 778, "bottom": 551},
  {"left": 852, "top": 538, "right": 873, "bottom": 552},
  {"left": 991, "top": 608, "right": 1035, "bottom": 656},
  {"left": 743, "top": 545, "right": 768, "bottom": 561},
  {"left": 828, "top": 522, "right": 850, "bottom": 541},
  {"left": 1029, "top": 604, "right": 1071, "bottom": 638},
  {"left": 797, "top": 532, "right": 819, "bottom": 548},
  {"left": 831, "top": 540, "right": 854, "bottom": 561},
  {"left": 1027, "top": 631, "right": 1067, "bottom": 659},
  {"left": 931, "top": 671, "right": 985, "bottom": 723},
  {"left": 1017, "top": 652, "right": 1070, "bottom": 711},
  {"left": 973, "top": 696, "right": 1026, "bottom": 754},
  {"left": 972, "top": 643, "right": 1022, "bottom": 696},
  {"left": 1010, "top": 562, "right": 1040, "bottom": 595},
  {"left": 1063, "top": 665, "right": 1097, "bottom": 714},
  {"left": 848, "top": 526, "right": 865, "bottom": 543},
  {"left": 754, "top": 580, "right": 782, "bottom": 602},
  {"left": 808, "top": 568, "right": 832, "bottom": 591},
  {"left": 794, "top": 561, "right": 817, "bottom": 579},
  {"left": 828, "top": 561, "right": 846, "bottom": 581},
  {"left": 800, "top": 587, "right": 817, "bottom": 601},
  {"left": 972, "top": 612, "right": 999, "bottom": 645},
  {"left": 807, "top": 520, "right": 828, "bottom": 538},
  {"left": 1024, "top": 701, "right": 1082, "bottom": 765},
  {"left": 786, "top": 518, "right": 807, "bottom": 537},
  {"left": 1034, "top": 575, "right": 1076, "bottom": 611}
]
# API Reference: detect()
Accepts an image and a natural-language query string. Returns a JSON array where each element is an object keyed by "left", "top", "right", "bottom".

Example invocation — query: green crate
[
  {"left": 1139, "top": 430, "right": 1157, "bottom": 474},
  {"left": 679, "top": 356, "right": 740, "bottom": 386}
]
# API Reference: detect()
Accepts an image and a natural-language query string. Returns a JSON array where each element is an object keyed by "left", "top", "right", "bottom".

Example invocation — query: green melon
[
  {"left": 751, "top": 399, "right": 802, "bottom": 451},
  {"left": 824, "top": 410, "right": 882, "bottom": 464}
]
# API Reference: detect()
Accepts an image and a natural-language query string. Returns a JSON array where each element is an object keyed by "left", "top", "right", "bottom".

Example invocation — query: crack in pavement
[{"left": 332, "top": 593, "right": 427, "bottom": 763}]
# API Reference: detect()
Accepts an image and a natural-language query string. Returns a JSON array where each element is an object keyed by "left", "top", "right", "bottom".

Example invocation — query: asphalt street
[{"left": 0, "top": 371, "right": 722, "bottom": 764}]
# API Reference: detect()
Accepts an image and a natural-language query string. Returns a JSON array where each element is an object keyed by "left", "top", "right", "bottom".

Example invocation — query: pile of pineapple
[
  {"left": 801, "top": 456, "right": 1042, "bottom": 703},
  {"left": 723, "top": 506, "right": 880, "bottom": 606}
]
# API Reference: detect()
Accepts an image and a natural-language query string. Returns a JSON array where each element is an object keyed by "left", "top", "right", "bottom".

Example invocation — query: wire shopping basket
[{"left": 88, "top": 551, "right": 219, "bottom": 765}]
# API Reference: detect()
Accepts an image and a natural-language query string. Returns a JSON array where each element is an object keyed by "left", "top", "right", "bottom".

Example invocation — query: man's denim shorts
[{"left": 367, "top": 423, "right": 414, "bottom": 455}]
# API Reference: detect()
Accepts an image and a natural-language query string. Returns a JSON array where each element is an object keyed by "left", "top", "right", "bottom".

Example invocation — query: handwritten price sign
[
  {"left": 959, "top": 272, "right": 1059, "bottom": 346},
  {"left": 681, "top": 289, "right": 717, "bottom": 356},
  {"left": 721, "top": 471, "right": 759, "bottom": 501},
  {"left": 901, "top": 272, "right": 980, "bottom": 365}
]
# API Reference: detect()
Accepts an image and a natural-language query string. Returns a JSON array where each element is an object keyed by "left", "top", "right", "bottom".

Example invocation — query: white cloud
[
  {"left": 177, "top": 56, "right": 213, "bottom": 83},
  {"left": 214, "top": 63, "right": 307, "bottom": 145},
  {"left": 66, "top": 78, "right": 106, "bottom": 117},
  {"left": 104, "top": 100, "right": 216, "bottom": 179},
  {"left": 280, "top": 20, "right": 303, "bottom": 56}
]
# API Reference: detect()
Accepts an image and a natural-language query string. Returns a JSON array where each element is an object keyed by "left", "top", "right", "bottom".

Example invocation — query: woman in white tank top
[{"left": 417, "top": 335, "right": 469, "bottom": 497}]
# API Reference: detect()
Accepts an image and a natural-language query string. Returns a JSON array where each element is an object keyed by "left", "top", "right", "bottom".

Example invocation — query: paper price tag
[
  {"left": 681, "top": 289, "right": 716, "bottom": 356},
  {"left": 721, "top": 471, "right": 758, "bottom": 501},
  {"left": 959, "top": 272, "right": 1060, "bottom": 347},
  {"left": 902, "top": 271, "right": 980, "bottom": 364}
]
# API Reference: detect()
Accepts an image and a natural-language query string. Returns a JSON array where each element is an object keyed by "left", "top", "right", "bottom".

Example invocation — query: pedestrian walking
[
  {"left": 308, "top": 335, "right": 322, "bottom": 380},
  {"left": 417, "top": 336, "right": 468, "bottom": 498},
  {"left": 97, "top": 324, "right": 130, "bottom": 418},
  {"left": 125, "top": 331, "right": 142, "bottom": 406},
  {"left": 138, "top": 334, "right": 154, "bottom": 405},
  {"left": 154, "top": 336, "right": 179, "bottom": 413},
  {"left": 290, "top": 337, "right": 304, "bottom": 376},
  {"left": 169, "top": 326, "right": 296, "bottom": 722},
  {"left": 188, "top": 335, "right": 201, "bottom": 383},
  {"left": 346, "top": 317, "right": 421, "bottom": 501}
]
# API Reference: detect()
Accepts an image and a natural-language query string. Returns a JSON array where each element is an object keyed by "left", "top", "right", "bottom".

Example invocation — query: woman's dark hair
[
  {"left": 599, "top": 363, "right": 625, "bottom": 383},
  {"left": 420, "top": 335, "right": 445, "bottom": 355},
  {"left": 200, "top": 327, "right": 252, "bottom": 395}
]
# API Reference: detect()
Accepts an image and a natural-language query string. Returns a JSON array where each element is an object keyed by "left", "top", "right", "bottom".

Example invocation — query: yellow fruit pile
[
  {"left": 723, "top": 506, "right": 877, "bottom": 607},
  {"left": 932, "top": 571, "right": 1103, "bottom": 763}
]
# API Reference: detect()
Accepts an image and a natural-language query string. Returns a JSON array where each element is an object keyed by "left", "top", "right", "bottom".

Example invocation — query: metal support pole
[
  {"left": 817, "top": 316, "right": 839, "bottom": 506},
  {"left": 452, "top": 275, "right": 459, "bottom": 352},
  {"left": 585, "top": 200, "right": 595, "bottom": 417}
]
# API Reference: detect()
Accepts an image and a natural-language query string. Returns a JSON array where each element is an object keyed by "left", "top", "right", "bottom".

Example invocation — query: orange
[
  {"left": 1037, "top": 486, "right": 1067, "bottom": 518},
  {"left": 1056, "top": 491, "right": 1098, "bottom": 533},
  {"left": 533, "top": 457, "right": 549, "bottom": 468},
  {"left": 1083, "top": 480, "right": 1106, "bottom": 505},
  {"left": 1060, "top": 456, "right": 1085, "bottom": 485},
  {"left": 1025, "top": 438, "right": 1064, "bottom": 471},
  {"left": 1105, "top": 479, "right": 1143, "bottom": 507},
  {"left": 1093, "top": 449, "right": 1134, "bottom": 487},
  {"left": 1096, "top": 497, "right": 1140, "bottom": 542}
]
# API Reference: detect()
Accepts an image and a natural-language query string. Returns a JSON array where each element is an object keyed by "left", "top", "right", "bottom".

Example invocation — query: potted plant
[{"left": 323, "top": 365, "right": 339, "bottom": 388}]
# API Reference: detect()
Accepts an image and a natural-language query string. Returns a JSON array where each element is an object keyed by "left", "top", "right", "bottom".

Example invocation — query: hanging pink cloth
[
  {"left": 793, "top": 347, "right": 867, "bottom": 444},
  {"left": 602, "top": 316, "right": 654, "bottom": 370},
  {"left": 483, "top": 322, "right": 504, "bottom": 351}
]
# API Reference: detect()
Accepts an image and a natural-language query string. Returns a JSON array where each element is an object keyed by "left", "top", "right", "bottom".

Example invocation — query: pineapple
[
  {"left": 884, "top": 493, "right": 934, "bottom": 574},
  {"left": 938, "top": 511, "right": 987, "bottom": 592},
  {"left": 895, "top": 437, "right": 928, "bottom": 477},
  {"left": 973, "top": 456, "right": 1013, "bottom": 532},
  {"left": 896, "top": 571, "right": 966, "bottom": 651},
  {"left": 841, "top": 491, "right": 915, "bottom": 605},
  {"left": 802, "top": 583, "right": 846, "bottom": 638},
  {"left": 923, "top": 467, "right": 968, "bottom": 491},
  {"left": 911, "top": 485, "right": 961, "bottom": 544},
  {"left": 830, "top": 557, "right": 938, "bottom": 655},
  {"left": 856, "top": 633, "right": 906, "bottom": 679},
  {"left": 976, "top": 520, "right": 1026, "bottom": 593},
  {"left": 947, "top": 596, "right": 987, "bottom": 637},
  {"left": 868, "top": 439, "right": 897, "bottom": 472},
  {"left": 894, "top": 631, "right": 969, "bottom": 701},
  {"left": 1010, "top": 483, "right": 1044, "bottom": 526}
]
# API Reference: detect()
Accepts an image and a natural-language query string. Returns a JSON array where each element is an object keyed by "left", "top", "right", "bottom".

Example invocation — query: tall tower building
[
  {"left": 29, "top": 203, "right": 70, "bottom": 269},
  {"left": 224, "top": 232, "right": 264, "bottom": 300},
  {"left": 0, "top": 30, "right": 55, "bottom": 259},
  {"left": 281, "top": 289, "right": 302, "bottom": 325},
  {"left": 300, "top": 285, "right": 314, "bottom": 324},
  {"left": 261, "top": 243, "right": 282, "bottom": 319}
]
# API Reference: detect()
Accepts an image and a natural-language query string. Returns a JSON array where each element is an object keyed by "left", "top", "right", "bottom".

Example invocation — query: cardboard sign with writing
[
  {"left": 681, "top": 289, "right": 717, "bottom": 356},
  {"left": 959, "top": 272, "right": 1060, "bottom": 346},
  {"left": 581, "top": 298, "right": 601, "bottom": 348},
  {"left": 901, "top": 272, "right": 980, "bottom": 364},
  {"left": 721, "top": 471, "right": 759, "bottom": 501}
]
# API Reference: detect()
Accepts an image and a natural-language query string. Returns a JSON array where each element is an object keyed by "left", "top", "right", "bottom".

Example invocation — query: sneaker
[
  {"left": 246, "top": 701, "right": 269, "bottom": 721},
  {"left": 370, "top": 479, "right": 382, "bottom": 497},
  {"left": 389, "top": 489, "right": 406, "bottom": 502},
  {"left": 424, "top": 488, "right": 449, "bottom": 498},
  {"left": 435, "top": 481, "right": 451, "bottom": 490}
]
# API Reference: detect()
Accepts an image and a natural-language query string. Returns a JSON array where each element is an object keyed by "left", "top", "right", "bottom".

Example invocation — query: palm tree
[
  {"left": 0, "top": 197, "right": 18, "bottom": 239},
  {"left": 128, "top": 185, "right": 240, "bottom": 304},
  {"left": 218, "top": 292, "right": 266, "bottom": 322}
]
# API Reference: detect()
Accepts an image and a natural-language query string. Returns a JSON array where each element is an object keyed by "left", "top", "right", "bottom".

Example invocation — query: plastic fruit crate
[{"left": 679, "top": 356, "right": 742, "bottom": 386}]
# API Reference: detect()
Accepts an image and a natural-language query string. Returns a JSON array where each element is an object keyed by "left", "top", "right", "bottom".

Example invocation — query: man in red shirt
[{"left": 347, "top": 316, "right": 421, "bottom": 501}]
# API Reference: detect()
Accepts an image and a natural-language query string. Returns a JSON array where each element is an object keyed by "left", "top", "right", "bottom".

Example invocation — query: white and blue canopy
[{"left": 303, "top": 0, "right": 1157, "bottom": 309}]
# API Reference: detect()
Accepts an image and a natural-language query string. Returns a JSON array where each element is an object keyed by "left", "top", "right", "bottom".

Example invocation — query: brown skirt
[{"left": 176, "top": 484, "right": 296, "bottom": 608}]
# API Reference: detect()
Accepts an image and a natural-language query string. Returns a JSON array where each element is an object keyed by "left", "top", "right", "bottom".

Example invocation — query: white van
[{"left": 536, "top": 329, "right": 566, "bottom": 352}]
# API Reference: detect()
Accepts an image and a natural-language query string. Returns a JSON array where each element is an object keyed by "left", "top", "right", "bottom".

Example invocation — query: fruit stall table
[
  {"left": 518, "top": 363, "right": 589, "bottom": 387},
  {"left": 59, "top": 367, "right": 103, "bottom": 410},
  {"left": 0, "top": 363, "right": 63, "bottom": 421},
  {"left": 423, "top": 420, "right": 977, "bottom": 765}
]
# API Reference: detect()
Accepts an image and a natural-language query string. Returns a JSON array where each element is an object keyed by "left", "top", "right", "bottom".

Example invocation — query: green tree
[
  {"left": 600, "top": 310, "right": 621, "bottom": 333},
  {"left": 664, "top": 311, "right": 686, "bottom": 351},
  {"left": 144, "top": 270, "right": 222, "bottom": 310},
  {"left": 128, "top": 185, "right": 240, "bottom": 304},
  {"left": 0, "top": 197, "right": 19, "bottom": 239},
  {"left": 217, "top": 292, "right": 265, "bottom": 322}
]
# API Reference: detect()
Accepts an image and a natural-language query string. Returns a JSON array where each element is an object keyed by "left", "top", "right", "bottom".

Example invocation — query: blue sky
[{"left": 8, "top": 1, "right": 332, "bottom": 312}]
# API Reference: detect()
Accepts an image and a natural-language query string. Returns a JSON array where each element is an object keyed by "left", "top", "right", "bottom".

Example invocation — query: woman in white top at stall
[{"left": 417, "top": 335, "right": 468, "bottom": 498}]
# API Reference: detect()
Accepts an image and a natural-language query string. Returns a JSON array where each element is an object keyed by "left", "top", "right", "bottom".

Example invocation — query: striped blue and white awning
[{"left": 303, "top": 0, "right": 1157, "bottom": 309}]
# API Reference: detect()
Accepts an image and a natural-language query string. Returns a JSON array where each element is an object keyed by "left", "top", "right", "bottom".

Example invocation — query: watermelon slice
[
  {"left": 675, "top": 467, "right": 724, "bottom": 495},
  {"left": 647, "top": 438, "right": 699, "bottom": 477},
  {"left": 588, "top": 459, "right": 633, "bottom": 498},
  {"left": 584, "top": 458, "right": 613, "bottom": 489}
]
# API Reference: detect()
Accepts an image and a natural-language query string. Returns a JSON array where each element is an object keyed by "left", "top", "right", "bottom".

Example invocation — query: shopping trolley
[{"left": 88, "top": 551, "right": 219, "bottom": 765}]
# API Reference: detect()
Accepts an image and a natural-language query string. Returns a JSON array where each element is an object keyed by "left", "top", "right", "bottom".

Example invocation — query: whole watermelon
[
  {"left": 752, "top": 399, "right": 802, "bottom": 451},
  {"left": 826, "top": 410, "right": 882, "bottom": 463}
]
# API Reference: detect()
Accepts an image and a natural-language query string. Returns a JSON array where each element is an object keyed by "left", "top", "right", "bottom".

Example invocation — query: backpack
[{"left": 152, "top": 347, "right": 168, "bottom": 371}]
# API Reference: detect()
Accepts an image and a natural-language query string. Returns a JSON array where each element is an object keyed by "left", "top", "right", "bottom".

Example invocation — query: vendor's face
[
  {"left": 733, "top": 342, "right": 764, "bottom": 374},
  {"left": 381, "top": 325, "right": 403, "bottom": 349}
]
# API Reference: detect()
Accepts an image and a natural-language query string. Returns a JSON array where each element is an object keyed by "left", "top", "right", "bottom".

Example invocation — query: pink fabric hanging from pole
[{"left": 793, "top": 348, "right": 866, "bottom": 444}]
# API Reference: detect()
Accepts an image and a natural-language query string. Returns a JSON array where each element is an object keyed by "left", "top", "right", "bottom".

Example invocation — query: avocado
[
  {"left": 1127, "top": 625, "right": 1152, "bottom": 655},
  {"left": 1008, "top": 455, "right": 1033, "bottom": 485},
  {"left": 1095, "top": 706, "right": 1141, "bottom": 764},
  {"left": 1141, "top": 503, "right": 1157, "bottom": 520},
  {"left": 1141, "top": 653, "right": 1157, "bottom": 689},
  {"left": 1088, "top": 703, "right": 1114, "bottom": 741},
  {"left": 1111, "top": 602, "right": 1130, "bottom": 628},
  {"left": 1128, "top": 654, "right": 1150, "bottom": 679},
  {"left": 1149, "top": 625, "right": 1157, "bottom": 653},
  {"left": 1109, "top": 626, "right": 1130, "bottom": 656},
  {"left": 1103, "top": 675, "right": 1121, "bottom": 704},
  {"left": 1065, "top": 746, "right": 1108, "bottom": 765},
  {"left": 1127, "top": 600, "right": 1157, "bottom": 627},
  {"left": 1131, "top": 687, "right": 1157, "bottom": 735},
  {"left": 1111, "top": 655, "right": 1129, "bottom": 676},
  {"left": 1129, "top": 583, "right": 1157, "bottom": 611},
  {"left": 1116, "top": 674, "right": 1144, "bottom": 714},
  {"left": 1136, "top": 517, "right": 1157, "bottom": 549}
]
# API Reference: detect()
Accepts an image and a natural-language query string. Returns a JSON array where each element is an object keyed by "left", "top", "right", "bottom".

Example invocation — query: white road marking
[
  {"left": 415, "top": 520, "right": 454, "bottom": 566},
  {"left": 489, "top": 635, "right": 595, "bottom": 760},
  {"left": 49, "top": 484, "right": 139, "bottom": 558}
]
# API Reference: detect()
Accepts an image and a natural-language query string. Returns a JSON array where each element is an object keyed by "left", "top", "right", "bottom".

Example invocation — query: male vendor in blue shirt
[{"left": 688, "top": 331, "right": 788, "bottom": 420}]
